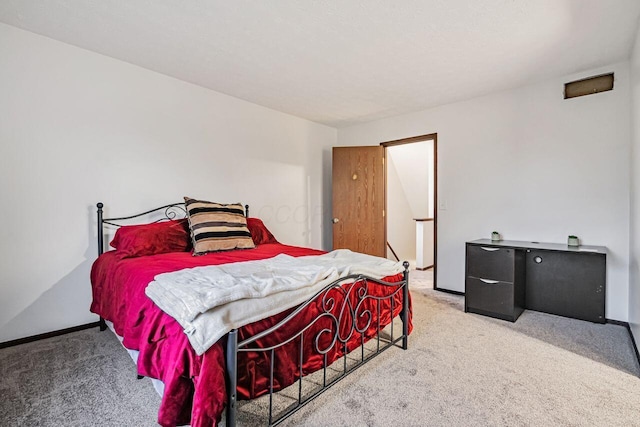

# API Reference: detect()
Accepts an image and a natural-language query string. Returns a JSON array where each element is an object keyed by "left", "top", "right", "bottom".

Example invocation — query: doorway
[{"left": 381, "top": 134, "right": 437, "bottom": 289}]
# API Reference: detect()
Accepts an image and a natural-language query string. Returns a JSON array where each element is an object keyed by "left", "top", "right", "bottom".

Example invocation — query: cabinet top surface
[{"left": 467, "top": 239, "right": 607, "bottom": 254}]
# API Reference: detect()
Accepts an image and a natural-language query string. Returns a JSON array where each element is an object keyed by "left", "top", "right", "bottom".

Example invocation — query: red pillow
[
  {"left": 246, "top": 218, "right": 278, "bottom": 245},
  {"left": 110, "top": 219, "right": 191, "bottom": 258}
]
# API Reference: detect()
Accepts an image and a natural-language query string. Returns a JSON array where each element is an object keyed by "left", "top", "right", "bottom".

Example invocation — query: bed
[{"left": 90, "top": 201, "right": 412, "bottom": 427}]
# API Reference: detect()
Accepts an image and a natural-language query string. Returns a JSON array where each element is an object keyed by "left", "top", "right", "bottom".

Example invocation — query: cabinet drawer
[
  {"left": 465, "top": 276, "right": 514, "bottom": 317},
  {"left": 466, "top": 245, "right": 514, "bottom": 282}
]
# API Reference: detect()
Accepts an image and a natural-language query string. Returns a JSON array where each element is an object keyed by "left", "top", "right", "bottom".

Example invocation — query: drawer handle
[
  {"left": 479, "top": 278, "right": 500, "bottom": 284},
  {"left": 480, "top": 247, "right": 500, "bottom": 252}
]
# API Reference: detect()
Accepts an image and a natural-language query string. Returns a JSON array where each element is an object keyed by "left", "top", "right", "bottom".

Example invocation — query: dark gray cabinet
[
  {"left": 465, "top": 239, "right": 607, "bottom": 323},
  {"left": 465, "top": 245, "right": 525, "bottom": 321}
]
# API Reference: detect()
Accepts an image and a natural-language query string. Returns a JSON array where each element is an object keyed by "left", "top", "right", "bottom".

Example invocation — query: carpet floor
[{"left": 2, "top": 270, "right": 639, "bottom": 426}]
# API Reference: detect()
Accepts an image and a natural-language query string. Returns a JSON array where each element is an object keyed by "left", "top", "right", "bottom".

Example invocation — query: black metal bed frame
[{"left": 95, "top": 202, "right": 410, "bottom": 427}]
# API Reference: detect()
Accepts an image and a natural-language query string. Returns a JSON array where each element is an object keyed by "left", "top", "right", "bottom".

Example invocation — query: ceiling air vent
[{"left": 564, "top": 73, "right": 614, "bottom": 99}]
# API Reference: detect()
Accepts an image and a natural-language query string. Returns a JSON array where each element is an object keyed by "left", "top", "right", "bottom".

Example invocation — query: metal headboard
[{"left": 96, "top": 202, "right": 250, "bottom": 256}]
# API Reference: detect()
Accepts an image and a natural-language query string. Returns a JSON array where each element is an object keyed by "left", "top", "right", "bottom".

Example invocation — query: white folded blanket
[{"left": 145, "top": 249, "right": 404, "bottom": 355}]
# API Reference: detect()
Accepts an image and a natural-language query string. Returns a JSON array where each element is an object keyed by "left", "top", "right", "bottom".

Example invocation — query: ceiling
[{"left": 1, "top": 1, "right": 639, "bottom": 128}]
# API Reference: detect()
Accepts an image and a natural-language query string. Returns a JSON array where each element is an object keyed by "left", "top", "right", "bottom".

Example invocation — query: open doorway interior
[{"left": 383, "top": 135, "right": 436, "bottom": 288}]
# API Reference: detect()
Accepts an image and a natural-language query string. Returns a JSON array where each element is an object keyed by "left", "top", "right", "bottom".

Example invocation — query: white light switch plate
[{"left": 438, "top": 199, "right": 447, "bottom": 210}]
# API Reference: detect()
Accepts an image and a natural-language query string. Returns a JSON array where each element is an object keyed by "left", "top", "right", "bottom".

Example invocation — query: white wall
[
  {"left": 386, "top": 155, "right": 415, "bottom": 263},
  {"left": 629, "top": 23, "right": 640, "bottom": 345},
  {"left": 0, "top": 23, "right": 337, "bottom": 343},
  {"left": 386, "top": 141, "right": 435, "bottom": 268},
  {"left": 387, "top": 142, "right": 432, "bottom": 218},
  {"left": 339, "top": 62, "right": 632, "bottom": 321}
]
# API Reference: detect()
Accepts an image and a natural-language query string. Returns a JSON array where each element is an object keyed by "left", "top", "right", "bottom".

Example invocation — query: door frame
[{"left": 381, "top": 133, "right": 438, "bottom": 290}]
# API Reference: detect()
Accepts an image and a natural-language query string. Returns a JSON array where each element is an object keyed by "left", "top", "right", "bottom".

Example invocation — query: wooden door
[{"left": 332, "top": 146, "right": 385, "bottom": 257}]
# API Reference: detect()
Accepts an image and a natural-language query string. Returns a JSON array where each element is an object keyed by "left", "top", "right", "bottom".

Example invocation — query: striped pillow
[{"left": 184, "top": 197, "right": 255, "bottom": 255}]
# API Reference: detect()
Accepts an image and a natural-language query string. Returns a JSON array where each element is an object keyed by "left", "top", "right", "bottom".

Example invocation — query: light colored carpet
[
  {"left": 0, "top": 326, "right": 160, "bottom": 426},
  {"left": 1, "top": 269, "right": 639, "bottom": 426},
  {"left": 278, "top": 284, "right": 640, "bottom": 426}
]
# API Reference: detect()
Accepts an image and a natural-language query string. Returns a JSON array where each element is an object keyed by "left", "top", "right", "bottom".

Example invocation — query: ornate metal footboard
[{"left": 225, "top": 263, "right": 410, "bottom": 427}]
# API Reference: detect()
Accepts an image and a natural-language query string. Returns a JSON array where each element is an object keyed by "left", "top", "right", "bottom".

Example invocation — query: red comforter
[{"left": 90, "top": 243, "right": 411, "bottom": 426}]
